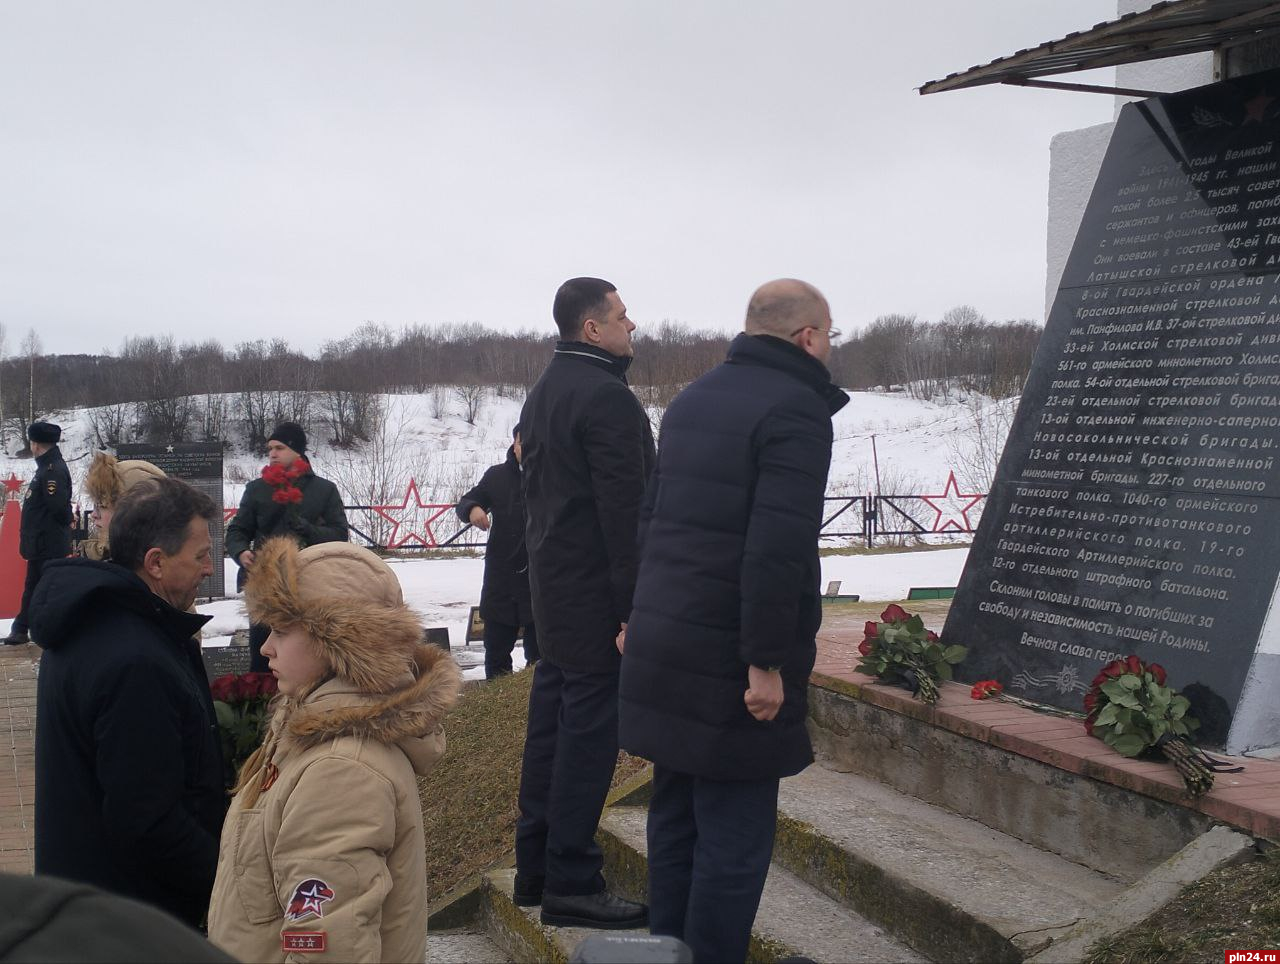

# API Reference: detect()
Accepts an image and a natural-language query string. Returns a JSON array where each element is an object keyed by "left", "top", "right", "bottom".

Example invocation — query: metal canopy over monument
[{"left": 920, "top": 0, "right": 1280, "bottom": 98}]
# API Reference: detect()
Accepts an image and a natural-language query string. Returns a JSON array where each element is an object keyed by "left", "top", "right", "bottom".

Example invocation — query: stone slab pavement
[{"left": 0, "top": 642, "right": 37, "bottom": 875}]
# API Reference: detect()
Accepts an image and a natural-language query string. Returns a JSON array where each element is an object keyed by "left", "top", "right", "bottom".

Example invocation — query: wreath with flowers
[
  {"left": 1084, "top": 655, "right": 1241, "bottom": 796},
  {"left": 857, "top": 604, "right": 966, "bottom": 704},
  {"left": 262, "top": 458, "right": 310, "bottom": 504}
]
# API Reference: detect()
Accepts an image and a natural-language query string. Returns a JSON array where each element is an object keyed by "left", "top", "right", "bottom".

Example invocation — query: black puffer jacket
[
  {"left": 29, "top": 560, "right": 225, "bottom": 929},
  {"left": 620, "top": 334, "right": 848, "bottom": 781},
  {"left": 225, "top": 467, "right": 348, "bottom": 566},
  {"left": 20, "top": 444, "right": 72, "bottom": 561},
  {"left": 519, "top": 342, "right": 656, "bottom": 673},
  {"left": 456, "top": 448, "right": 533, "bottom": 626}
]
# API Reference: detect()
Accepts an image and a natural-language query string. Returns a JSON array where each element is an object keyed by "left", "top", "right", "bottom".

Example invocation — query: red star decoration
[
  {"left": 919, "top": 471, "right": 984, "bottom": 533},
  {"left": 3, "top": 473, "right": 23, "bottom": 497},
  {"left": 1245, "top": 92, "right": 1274, "bottom": 124},
  {"left": 371, "top": 478, "right": 455, "bottom": 549}
]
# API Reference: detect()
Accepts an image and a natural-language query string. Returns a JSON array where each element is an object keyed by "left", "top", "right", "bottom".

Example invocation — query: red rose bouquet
[
  {"left": 1084, "top": 655, "right": 1239, "bottom": 796},
  {"left": 856, "top": 603, "right": 966, "bottom": 704},
  {"left": 211, "top": 671, "right": 279, "bottom": 787},
  {"left": 971, "top": 679, "right": 1003, "bottom": 700},
  {"left": 262, "top": 458, "right": 310, "bottom": 505}
]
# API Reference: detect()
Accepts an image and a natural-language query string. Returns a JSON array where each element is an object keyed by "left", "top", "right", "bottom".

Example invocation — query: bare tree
[
  {"left": 453, "top": 384, "right": 487, "bottom": 425},
  {"left": 21, "top": 328, "right": 41, "bottom": 426}
]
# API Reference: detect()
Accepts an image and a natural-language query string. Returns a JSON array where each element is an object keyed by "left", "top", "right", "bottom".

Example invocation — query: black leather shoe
[
  {"left": 2, "top": 632, "right": 28, "bottom": 646},
  {"left": 540, "top": 889, "right": 648, "bottom": 929},
  {"left": 512, "top": 873, "right": 544, "bottom": 907}
]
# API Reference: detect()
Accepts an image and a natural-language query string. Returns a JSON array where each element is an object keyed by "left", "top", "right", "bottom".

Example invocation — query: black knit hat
[
  {"left": 268, "top": 421, "right": 307, "bottom": 456},
  {"left": 27, "top": 421, "right": 61, "bottom": 444}
]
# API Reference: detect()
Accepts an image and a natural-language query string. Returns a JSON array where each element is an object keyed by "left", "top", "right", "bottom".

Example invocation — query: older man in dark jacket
[
  {"left": 514, "top": 277, "right": 655, "bottom": 929},
  {"left": 456, "top": 427, "right": 539, "bottom": 678},
  {"left": 31, "top": 477, "right": 225, "bottom": 931},
  {"left": 620, "top": 279, "right": 848, "bottom": 963}
]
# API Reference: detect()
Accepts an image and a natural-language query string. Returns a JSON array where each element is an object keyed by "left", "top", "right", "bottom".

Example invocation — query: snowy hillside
[
  {"left": 1, "top": 386, "right": 1017, "bottom": 514},
  {"left": 1, "top": 386, "right": 1010, "bottom": 680}
]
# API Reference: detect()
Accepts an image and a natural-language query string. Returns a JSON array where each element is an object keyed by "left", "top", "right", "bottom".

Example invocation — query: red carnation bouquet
[
  {"left": 1084, "top": 655, "right": 1239, "bottom": 796},
  {"left": 211, "top": 671, "right": 279, "bottom": 787},
  {"left": 262, "top": 458, "right": 310, "bottom": 505},
  {"left": 857, "top": 604, "right": 966, "bottom": 704}
]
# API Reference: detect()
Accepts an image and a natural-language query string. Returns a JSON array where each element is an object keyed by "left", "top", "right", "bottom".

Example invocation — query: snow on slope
[
  {"left": 2, "top": 385, "right": 1007, "bottom": 679},
  {"left": 1, "top": 386, "right": 1014, "bottom": 513}
]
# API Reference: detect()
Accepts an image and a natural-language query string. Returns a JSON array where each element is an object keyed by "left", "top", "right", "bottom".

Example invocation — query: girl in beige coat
[{"left": 208, "top": 538, "right": 461, "bottom": 963}]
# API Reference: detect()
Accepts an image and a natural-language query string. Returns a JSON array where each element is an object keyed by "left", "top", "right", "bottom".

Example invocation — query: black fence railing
[{"left": 311, "top": 491, "right": 988, "bottom": 552}]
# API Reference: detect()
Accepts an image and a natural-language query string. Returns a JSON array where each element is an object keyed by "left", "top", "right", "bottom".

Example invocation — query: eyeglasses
[{"left": 790, "top": 325, "right": 842, "bottom": 343}]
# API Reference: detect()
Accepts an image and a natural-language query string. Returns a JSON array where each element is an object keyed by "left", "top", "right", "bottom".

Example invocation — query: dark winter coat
[
  {"left": 519, "top": 342, "right": 656, "bottom": 673},
  {"left": 619, "top": 334, "right": 848, "bottom": 781},
  {"left": 29, "top": 559, "right": 226, "bottom": 929},
  {"left": 0, "top": 873, "right": 236, "bottom": 961},
  {"left": 225, "top": 468, "right": 349, "bottom": 566},
  {"left": 20, "top": 444, "right": 73, "bottom": 561},
  {"left": 456, "top": 448, "right": 533, "bottom": 627}
]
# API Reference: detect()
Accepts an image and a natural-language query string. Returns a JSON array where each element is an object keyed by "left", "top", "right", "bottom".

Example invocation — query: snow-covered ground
[
  {"left": 2, "top": 547, "right": 970, "bottom": 683},
  {"left": 1, "top": 385, "right": 1014, "bottom": 515},
  {"left": 2, "top": 383, "right": 996, "bottom": 679}
]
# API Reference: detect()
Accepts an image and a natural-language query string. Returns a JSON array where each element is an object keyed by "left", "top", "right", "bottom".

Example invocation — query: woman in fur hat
[
  {"left": 207, "top": 538, "right": 461, "bottom": 963},
  {"left": 81, "top": 452, "right": 167, "bottom": 561}
]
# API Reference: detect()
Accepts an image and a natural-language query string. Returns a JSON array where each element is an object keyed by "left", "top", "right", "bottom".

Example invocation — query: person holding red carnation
[{"left": 226, "top": 423, "right": 349, "bottom": 672}]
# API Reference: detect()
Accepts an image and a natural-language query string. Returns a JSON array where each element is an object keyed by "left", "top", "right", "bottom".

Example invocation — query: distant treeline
[{"left": 1, "top": 308, "right": 1039, "bottom": 450}]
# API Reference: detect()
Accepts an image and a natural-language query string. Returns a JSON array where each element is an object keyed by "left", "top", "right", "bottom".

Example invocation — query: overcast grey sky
[{"left": 1, "top": 1, "right": 1119, "bottom": 355}]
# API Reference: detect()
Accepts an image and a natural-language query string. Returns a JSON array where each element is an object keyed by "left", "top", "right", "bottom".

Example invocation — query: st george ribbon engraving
[{"left": 947, "top": 67, "right": 1280, "bottom": 750}]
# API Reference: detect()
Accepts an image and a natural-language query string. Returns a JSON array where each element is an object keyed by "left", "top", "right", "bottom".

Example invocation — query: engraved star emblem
[
  {"left": 919, "top": 471, "right": 984, "bottom": 533},
  {"left": 165, "top": 444, "right": 176, "bottom": 453},
  {"left": 1244, "top": 91, "right": 1275, "bottom": 124},
  {"left": 371, "top": 479, "right": 455, "bottom": 549}
]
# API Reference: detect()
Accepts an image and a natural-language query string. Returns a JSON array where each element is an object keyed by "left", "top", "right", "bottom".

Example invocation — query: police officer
[{"left": 4, "top": 422, "right": 73, "bottom": 645}]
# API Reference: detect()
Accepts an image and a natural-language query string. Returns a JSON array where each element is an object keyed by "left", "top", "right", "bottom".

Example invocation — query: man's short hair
[
  {"left": 110, "top": 477, "right": 218, "bottom": 571},
  {"left": 552, "top": 277, "right": 616, "bottom": 339}
]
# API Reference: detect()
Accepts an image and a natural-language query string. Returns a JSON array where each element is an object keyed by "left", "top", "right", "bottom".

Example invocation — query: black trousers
[
  {"left": 11, "top": 558, "right": 47, "bottom": 636},
  {"left": 483, "top": 620, "right": 540, "bottom": 678},
  {"left": 647, "top": 765, "right": 779, "bottom": 964},
  {"left": 515, "top": 658, "right": 619, "bottom": 896},
  {"left": 248, "top": 622, "right": 270, "bottom": 673}
]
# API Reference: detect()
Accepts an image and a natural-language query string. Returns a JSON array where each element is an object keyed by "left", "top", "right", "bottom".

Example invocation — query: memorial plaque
[
  {"left": 116, "top": 442, "right": 226, "bottom": 600},
  {"left": 946, "top": 68, "right": 1280, "bottom": 752}
]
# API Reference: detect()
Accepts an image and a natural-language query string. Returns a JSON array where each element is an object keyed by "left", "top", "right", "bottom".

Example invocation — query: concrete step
[
  {"left": 598, "top": 806, "right": 925, "bottom": 964},
  {"left": 771, "top": 765, "right": 1127, "bottom": 963},
  {"left": 428, "top": 928, "right": 514, "bottom": 963},
  {"left": 806, "top": 683, "right": 1214, "bottom": 879},
  {"left": 479, "top": 867, "right": 649, "bottom": 964}
]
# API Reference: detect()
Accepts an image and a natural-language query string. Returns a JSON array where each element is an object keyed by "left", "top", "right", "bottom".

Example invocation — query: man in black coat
[
  {"left": 3, "top": 422, "right": 72, "bottom": 646},
  {"left": 514, "top": 277, "right": 655, "bottom": 929},
  {"left": 225, "top": 421, "right": 348, "bottom": 671},
  {"left": 31, "top": 477, "right": 226, "bottom": 931},
  {"left": 456, "top": 426, "right": 540, "bottom": 678},
  {"left": 619, "top": 279, "right": 848, "bottom": 963}
]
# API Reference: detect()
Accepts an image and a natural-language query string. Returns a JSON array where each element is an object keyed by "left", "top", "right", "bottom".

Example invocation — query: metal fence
[{"left": 294, "top": 489, "right": 989, "bottom": 552}]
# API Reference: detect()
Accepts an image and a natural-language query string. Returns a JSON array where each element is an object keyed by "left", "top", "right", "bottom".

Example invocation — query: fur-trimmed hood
[
  {"left": 275, "top": 645, "right": 460, "bottom": 773},
  {"left": 246, "top": 537, "right": 435, "bottom": 693},
  {"left": 244, "top": 537, "right": 462, "bottom": 773}
]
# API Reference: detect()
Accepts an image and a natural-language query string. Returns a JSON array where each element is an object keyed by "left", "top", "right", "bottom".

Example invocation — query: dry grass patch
[
  {"left": 1087, "top": 849, "right": 1280, "bottom": 964},
  {"left": 419, "top": 667, "right": 649, "bottom": 901}
]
